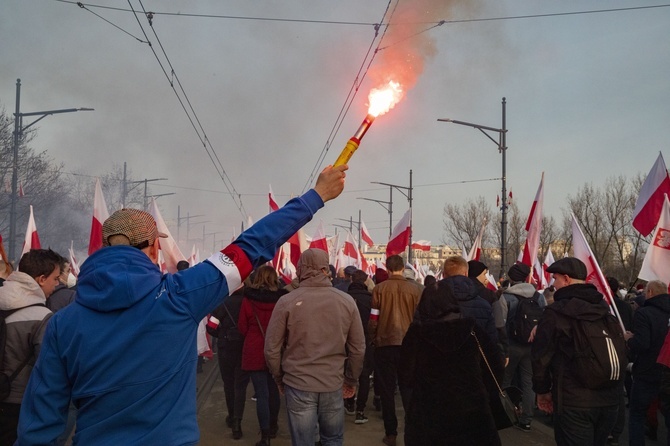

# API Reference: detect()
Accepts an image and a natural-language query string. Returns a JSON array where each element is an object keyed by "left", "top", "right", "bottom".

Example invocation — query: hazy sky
[{"left": 2, "top": 0, "right": 669, "bottom": 255}]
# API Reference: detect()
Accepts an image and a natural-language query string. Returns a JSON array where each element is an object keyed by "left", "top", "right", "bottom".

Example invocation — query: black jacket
[
  {"left": 472, "top": 279, "right": 498, "bottom": 306},
  {"left": 628, "top": 293, "right": 670, "bottom": 383},
  {"left": 347, "top": 282, "right": 372, "bottom": 336},
  {"left": 209, "top": 287, "right": 245, "bottom": 358},
  {"left": 531, "top": 283, "right": 623, "bottom": 408}
]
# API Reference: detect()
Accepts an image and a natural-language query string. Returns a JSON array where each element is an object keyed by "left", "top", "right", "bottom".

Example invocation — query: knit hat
[
  {"left": 375, "top": 269, "right": 389, "bottom": 284},
  {"left": 545, "top": 257, "right": 587, "bottom": 280},
  {"left": 102, "top": 208, "right": 167, "bottom": 247},
  {"left": 467, "top": 260, "right": 488, "bottom": 279},
  {"left": 508, "top": 263, "right": 531, "bottom": 282}
]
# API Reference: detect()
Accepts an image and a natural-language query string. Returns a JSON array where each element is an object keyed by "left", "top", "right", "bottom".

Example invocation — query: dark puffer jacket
[{"left": 628, "top": 293, "right": 670, "bottom": 383}]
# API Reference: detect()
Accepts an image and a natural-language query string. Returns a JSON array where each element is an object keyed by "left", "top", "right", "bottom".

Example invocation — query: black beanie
[
  {"left": 467, "top": 260, "right": 488, "bottom": 279},
  {"left": 508, "top": 263, "right": 531, "bottom": 282}
]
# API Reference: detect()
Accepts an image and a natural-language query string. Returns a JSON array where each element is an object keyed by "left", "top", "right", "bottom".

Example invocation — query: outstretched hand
[{"left": 314, "top": 165, "right": 348, "bottom": 203}]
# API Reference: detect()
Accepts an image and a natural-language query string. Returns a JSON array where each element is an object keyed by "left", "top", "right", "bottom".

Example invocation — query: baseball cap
[
  {"left": 545, "top": 257, "right": 587, "bottom": 280},
  {"left": 102, "top": 208, "right": 167, "bottom": 248}
]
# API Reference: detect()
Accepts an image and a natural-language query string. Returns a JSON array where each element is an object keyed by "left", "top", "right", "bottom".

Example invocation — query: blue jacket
[
  {"left": 442, "top": 275, "right": 498, "bottom": 344},
  {"left": 18, "top": 190, "right": 324, "bottom": 445}
]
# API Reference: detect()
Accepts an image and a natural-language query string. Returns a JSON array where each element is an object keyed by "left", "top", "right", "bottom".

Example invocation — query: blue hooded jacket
[{"left": 18, "top": 190, "right": 323, "bottom": 445}]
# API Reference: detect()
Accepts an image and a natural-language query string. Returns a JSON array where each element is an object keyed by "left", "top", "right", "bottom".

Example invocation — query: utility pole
[{"left": 372, "top": 170, "right": 413, "bottom": 262}]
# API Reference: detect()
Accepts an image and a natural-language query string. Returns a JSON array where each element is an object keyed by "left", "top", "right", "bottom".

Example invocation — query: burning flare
[{"left": 332, "top": 80, "right": 403, "bottom": 167}]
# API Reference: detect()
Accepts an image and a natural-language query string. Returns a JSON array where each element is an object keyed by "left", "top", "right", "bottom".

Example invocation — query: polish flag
[
  {"left": 486, "top": 272, "right": 498, "bottom": 291},
  {"left": 633, "top": 153, "right": 670, "bottom": 237},
  {"left": 88, "top": 178, "right": 110, "bottom": 255},
  {"left": 468, "top": 219, "right": 487, "bottom": 261},
  {"left": 68, "top": 241, "right": 80, "bottom": 278},
  {"left": 543, "top": 248, "right": 555, "bottom": 287},
  {"left": 413, "top": 258, "right": 425, "bottom": 281},
  {"left": 361, "top": 219, "right": 375, "bottom": 247},
  {"left": 20, "top": 205, "right": 41, "bottom": 258},
  {"left": 461, "top": 243, "right": 469, "bottom": 261},
  {"left": 520, "top": 173, "right": 544, "bottom": 267},
  {"left": 288, "top": 229, "right": 307, "bottom": 268},
  {"left": 411, "top": 240, "right": 431, "bottom": 251},
  {"left": 639, "top": 194, "right": 670, "bottom": 285},
  {"left": 149, "top": 198, "right": 186, "bottom": 274},
  {"left": 572, "top": 214, "right": 624, "bottom": 330},
  {"left": 385, "top": 209, "right": 411, "bottom": 257},
  {"left": 309, "top": 220, "right": 328, "bottom": 252},
  {"left": 342, "top": 230, "right": 361, "bottom": 268},
  {"left": 268, "top": 185, "right": 280, "bottom": 212},
  {"left": 533, "top": 256, "right": 548, "bottom": 289}
]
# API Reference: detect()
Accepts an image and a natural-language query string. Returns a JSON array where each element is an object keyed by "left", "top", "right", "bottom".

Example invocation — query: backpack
[
  {"left": 508, "top": 293, "right": 544, "bottom": 344},
  {"left": 569, "top": 315, "right": 627, "bottom": 389},
  {"left": 1, "top": 305, "right": 50, "bottom": 401}
]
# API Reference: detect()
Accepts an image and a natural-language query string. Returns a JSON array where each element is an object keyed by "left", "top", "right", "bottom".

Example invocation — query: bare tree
[{"left": 442, "top": 196, "right": 492, "bottom": 249}]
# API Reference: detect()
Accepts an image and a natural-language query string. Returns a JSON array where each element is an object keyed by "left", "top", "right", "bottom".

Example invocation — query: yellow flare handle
[{"left": 333, "top": 139, "right": 359, "bottom": 167}]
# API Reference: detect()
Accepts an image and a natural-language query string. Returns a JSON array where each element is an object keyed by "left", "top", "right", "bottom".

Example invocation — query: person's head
[
  {"left": 328, "top": 264, "right": 336, "bottom": 280},
  {"left": 644, "top": 280, "right": 668, "bottom": 300},
  {"left": 443, "top": 256, "right": 468, "bottom": 278},
  {"left": 417, "top": 279, "right": 461, "bottom": 321},
  {"left": 545, "top": 257, "right": 587, "bottom": 290},
  {"left": 352, "top": 269, "right": 368, "bottom": 285},
  {"left": 296, "top": 248, "right": 331, "bottom": 282},
  {"left": 18, "top": 249, "right": 63, "bottom": 298},
  {"left": 423, "top": 275, "right": 436, "bottom": 288},
  {"left": 467, "top": 260, "right": 488, "bottom": 285},
  {"left": 251, "top": 265, "right": 280, "bottom": 291},
  {"left": 374, "top": 268, "right": 389, "bottom": 284},
  {"left": 58, "top": 259, "right": 71, "bottom": 285},
  {"left": 386, "top": 255, "right": 404, "bottom": 274},
  {"left": 176, "top": 260, "right": 190, "bottom": 271},
  {"left": 336, "top": 267, "right": 346, "bottom": 279},
  {"left": 507, "top": 263, "right": 531, "bottom": 285},
  {"left": 607, "top": 276, "right": 620, "bottom": 298},
  {"left": 102, "top": 208, "right": 167, "bottom": 264},
  {"left": 344, "top": 265, "right": 357, "bottom": 280}
]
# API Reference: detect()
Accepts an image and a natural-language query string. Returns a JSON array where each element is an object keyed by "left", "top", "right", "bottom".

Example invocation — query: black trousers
[
  {"left": 375, "top": 345, "right": 411, "bottom": 436},
  {"left": 217, "top": 341, "right": 249, "bottom": 420},
  {"left": 0, "top": 402, "right": 20, "bottom": 446}
]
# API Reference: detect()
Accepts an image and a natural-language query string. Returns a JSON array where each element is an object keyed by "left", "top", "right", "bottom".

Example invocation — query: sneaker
[
  {"left": 344, "top": 399, "right": 355, "bottom": 415},
  {"left": 355, "top": 412, "right": 368, "bottom": 424},
  {"left": 515, "top": 422, "right": 531, "bottom": 432}
]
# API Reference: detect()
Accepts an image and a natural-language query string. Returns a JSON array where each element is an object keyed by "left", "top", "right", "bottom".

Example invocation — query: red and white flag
[
  {"left": 21, "top": 205, "right": 41, "bottom": 258},
  {"left": 361, "top": 219, "right": 374, "bottom": 247},
  {"left": 341, "top": 230, "right": 361, "bottom": 268},
  {"left": 543, "top": 248, "right": 555, "bottom": 287},
  {"left": 639, "top": 194, "right": 670, "bottom": 285},
  {"left": 268, "top": 185, "right": 280, "bottom": 212},
  {"left": 461, "top": 243, "right": 469, "bottom": 261},
  {"left": 486, "top": 272, "right": 498, "bottom": 291},
  {"left": 468, "top": 219, "right": 487, "bottom": 261},
  {"left": 385, "top": 209, "right": 411, "bottom": 257},
  {"left": 533, "top": 256, "right": 548, "bottom": 289},
  {"left": 507, "top": 189, "right": 513, "bottom": 205},
  {"left": 520, "top": 172, "right": 544, "bottom": 267},
  {"left": 309, "top": 220, "right": 328, "bottom": 252},
  {"left": 571, "top": 214, "right": 621, "bottom": 325},
  {"left": 411, "top": 240, "right": 431, "bottom": 251},
  {"left": 633, "top": 153, "right": 670, "bottom": 237},
  {"left": 149, "top": 198, "right": 186, "bottom": 274},
  {"left": 68, "top": 243, "right": 80, "bottom": 278},
  {"left": 88, "top": 178, "right": 110, "bottom": 255}
]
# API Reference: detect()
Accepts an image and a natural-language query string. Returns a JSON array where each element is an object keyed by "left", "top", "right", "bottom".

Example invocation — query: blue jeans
[
  {"left": 629, "top": 378, "right": 670, "bottom": 446},
  {"left": 249, "top": 370, "right": 280, "bottom": 431},
  {"left": 285, "top": 385, "right": 344, "bottom": 446},
  {"left": 554, "top": 404, "right": 618, "bottom": 446}
]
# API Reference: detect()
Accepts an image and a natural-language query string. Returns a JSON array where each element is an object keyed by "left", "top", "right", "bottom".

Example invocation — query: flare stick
[{"left": 333, "top": 114, "right": 376, "bottom": 167}]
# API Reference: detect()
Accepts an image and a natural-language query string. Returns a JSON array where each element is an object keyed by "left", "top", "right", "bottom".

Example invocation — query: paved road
[{"left": 196, "top": 358, "right": 558, "bottom": 445}]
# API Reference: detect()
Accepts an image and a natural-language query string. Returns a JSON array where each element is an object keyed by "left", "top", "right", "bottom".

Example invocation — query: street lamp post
[
  {"left": 438, "top": 97, "right": 508, "bottom": 277},
  {"left": 372, "top": 170, "right": 413, "bottom": 263},
  {"left": 8, "top": 79, "right": 94, "bottom": 262}
]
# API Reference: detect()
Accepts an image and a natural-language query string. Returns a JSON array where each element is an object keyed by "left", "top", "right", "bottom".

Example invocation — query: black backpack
[
  {"left": 569, "top": 315, "right": 627, "bottom": 389},
  {"left": 1, "top": 305, "right": 49, "bottom": 400},
  {"left": 508, "top": 293, "right": 544, "bottom": 344}
]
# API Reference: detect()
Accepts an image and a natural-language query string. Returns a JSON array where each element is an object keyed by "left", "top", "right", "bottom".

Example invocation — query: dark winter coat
[
  {"left": 399, "top": 316, "right": 503, "bottom": 446},
  {"left": 531, "top": 283, "right": 623, "bottom": 408},
  {"left": 472, "top": 278, "right": 498, "bottom": 306},
  {"left": 46, "top": 283, "right": 76, "bottom": 313},
  {"left": 238, "top": 287, "right": 286, "bottom": 371},
  {"left": 208, "top": 288, "right": 245, "bottom": 360},
  {"left": 347, "top": 281, "right": 372, "bottom": 336},
  {"left": 628, "top": 293, "right": 670, "bottom": 383}
]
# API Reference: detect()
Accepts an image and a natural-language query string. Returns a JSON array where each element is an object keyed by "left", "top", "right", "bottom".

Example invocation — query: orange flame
[{"left": 367, "top": 81, "right": 404, "bottom": 117}]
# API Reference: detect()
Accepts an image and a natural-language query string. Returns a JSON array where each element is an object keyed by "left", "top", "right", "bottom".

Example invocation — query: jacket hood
[
  {"left": 504, "top": 282, "right": 537, "bottom": 298},
  {"left": 245, "top": 286, "right": 287, "bottom": 304},
  {"left": 296, "top": 248, "right": 331, "bottom": 287},
  {"left": 415, "top": 317, "right": 475, "bottom": 354},
  {"left": 76, "top": 246, "right": 163, "bottom": 312},
  {"left": 552, "top": 283, "right": 609, "bottom": 320},
  {"left": 643, "top": 294, "right": 670, "bottom": 313},
  {"left": 0, "top": 271, "right": 46, "bottom": 310},
  {"left": 442, "top": 275, "right": 477, "bottom": 302}
]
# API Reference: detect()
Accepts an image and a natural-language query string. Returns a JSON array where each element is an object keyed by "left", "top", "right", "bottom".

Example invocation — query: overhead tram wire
[
  {"left": 123, "top": 0, "right": 248, "bottom": 218},
  {"left": 301, "top": 0, "right": 399, "bottom": 194}
]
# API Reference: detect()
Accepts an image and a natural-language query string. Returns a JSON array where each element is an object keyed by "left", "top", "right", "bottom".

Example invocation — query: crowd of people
[{"left": 1, "top": 162, "right": 669, "bottom": 446}]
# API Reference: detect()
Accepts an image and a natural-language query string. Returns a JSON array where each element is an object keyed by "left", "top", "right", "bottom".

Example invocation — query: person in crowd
[
  {"left": 370, "top": 268, "right": 388, "bottom": 412},
  {"left": 344, "top": 269, "right": 374, "bottom": 424},
  {"left": 331, "top": 267, "right": 348, "bottom": 291},
  {"left": 373, "top": 269, "right": 388, "bottom": 285},
  {"left": 369, "top": 255, "right": 422, "bottom": 446},
  {"left": 16, "top": 165, "right": 346, "bottom": 445},
  {"left": 333, "top": 265, "right": 356, "bottom": 292},
  {"left": 238, "top": 266, "right": 286, "bottom": 446},
  {"left": 532, "top": 257, "right": 624, "bottom": 446},
  {"left": 45, "top": 259, "right": 76, "bottom": 314},
  {"left": 423, "top": 274, "right": 436, "bottom": 288},
  {"left": 498, "top": 263, "right": 546, "bottom": 432},
  {"left": 624, "top": 279, "right": 670, "bottom": 446},
  {"left": 402, "top": 265, "right": 424, "bottom": 293},
  {"left": 467, "top": 259, "right": 498, "bottom": 305},
  {"left": 0, "top": 249, "right": 61, "bottom": 445},
  {"left": 207, "top": 285, "right": 249, "bottom": 439},
  {"left": 265, "top": 248, "right": 365, "bottom": 446},
  {"left": 400, "top": 280, "right": 504, "bottom": 445}
]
